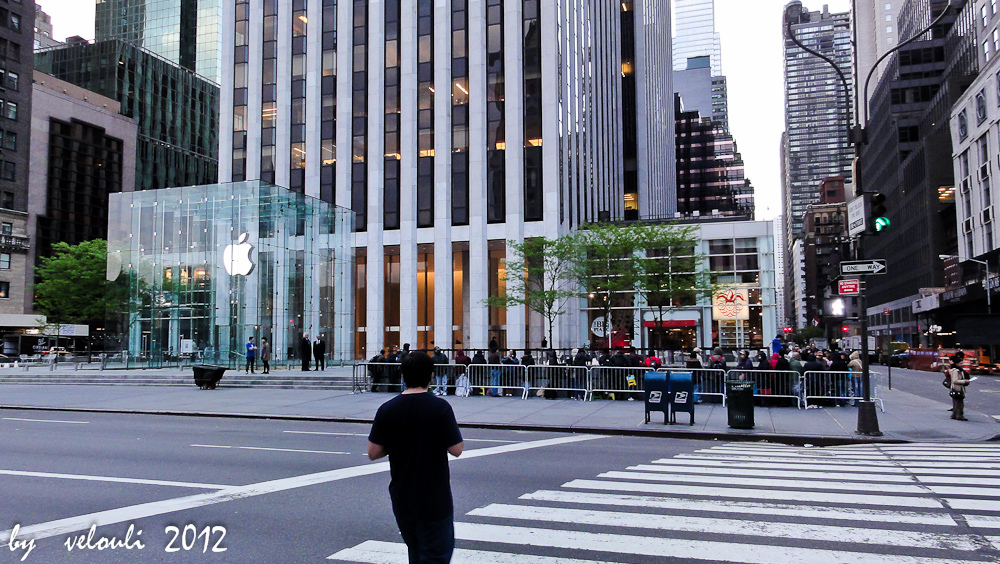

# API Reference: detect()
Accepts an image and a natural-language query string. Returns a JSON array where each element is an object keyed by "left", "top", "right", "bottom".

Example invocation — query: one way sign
[{"left": 840, "top": 259, "right": 887, "bottom": 275}]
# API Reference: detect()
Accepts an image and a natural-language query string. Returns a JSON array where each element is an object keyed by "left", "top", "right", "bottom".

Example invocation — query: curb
[{"left": 0, "top": 404, "right": 910, "bottom": 446}]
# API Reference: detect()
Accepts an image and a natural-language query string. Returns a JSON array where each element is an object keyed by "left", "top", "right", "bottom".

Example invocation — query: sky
[{"left": 36, "top": 0, "right": 854, "bottom": 222}]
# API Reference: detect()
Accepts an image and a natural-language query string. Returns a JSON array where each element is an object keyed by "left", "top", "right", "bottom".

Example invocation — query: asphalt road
[
  {"left": 872, "top": 365, "right": 1000, "bottom": 417},
  {"left": 2, "top": 410, "right": 999, "bottom": 563}
]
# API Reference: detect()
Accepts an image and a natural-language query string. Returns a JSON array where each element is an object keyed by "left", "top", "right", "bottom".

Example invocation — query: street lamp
[{"left": 784, "top": 0, "right": 954, "bottom": 436}]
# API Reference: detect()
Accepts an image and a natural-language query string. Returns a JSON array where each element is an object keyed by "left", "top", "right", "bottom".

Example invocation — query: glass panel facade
[{"left": 105, "top": 181, "right": 354, "bottom": 367}]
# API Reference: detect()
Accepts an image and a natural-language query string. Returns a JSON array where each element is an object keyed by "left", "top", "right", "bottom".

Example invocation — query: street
[
  {"left": 1, "top": 410, "right": 999, "bottom": 563},
  {"left": 872, "top": 366, "right": 1000, "bottom": 418}
]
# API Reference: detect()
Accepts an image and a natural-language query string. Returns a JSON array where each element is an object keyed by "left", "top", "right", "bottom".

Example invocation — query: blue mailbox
[
  {"left": 643, "top": 371, "right": 669, "bottom": 424},
  {"left": 669, "top": 371, "right": 695, "bottom": 425}
]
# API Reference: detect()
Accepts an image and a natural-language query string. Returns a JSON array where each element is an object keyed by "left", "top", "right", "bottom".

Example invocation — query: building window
[
  {"left": 486, "top": 0, "right": 506, "bottom": 223},
  {"left": 885, "top": 2, "right": 891, "bottom": 8},
  {"left": 0, "top": 254, "right": 9, "bottom": 269},
  {"left": 0, "top": 222, "right": 10, "bottom": 235},
  {"left": 5, "top": 71, "right": 16, "bottom": 91},
  {"left": 886, "top": 25, "right": 892, "bottom": 32},
  {"left": 0, "top": 192, "right": 11, "bottom": 209},
  {"left": 522, "top": 0, "right": 543, "bottom": 222},
  {"left": 994, "top": 0, "right": 998, "bottom": 14},
  {"left": 977, "top": 90, "right": 989, "bottom": 124},
  {"left": 958, "top": 110, "right": 969, "bottom": 140},
  {"left": 984, "top": 4, "right": 991, "bottom": 27},
  {"left": 451, "top": 0, "right": 469, "bottom": 226},
  {"left": 416, "top": 0, "right": 435, "bottom": 228},
  {"left": 985, "top": 40, "right": 991, "bottom": 63},
  {"left": 0, "top": 281, "right": 8, "bottom": 298},
  {"left": 1, "top": 161, "right": 14, "bottom": 181},
  {"left": 4, "top": 101, "right": 16, "bottom": 120},
  {"left": 384, "top": 0, "right": 401, "bottom": 230},
  {"left": 9, "top": 14, "right": 19, "bottom": 32}
]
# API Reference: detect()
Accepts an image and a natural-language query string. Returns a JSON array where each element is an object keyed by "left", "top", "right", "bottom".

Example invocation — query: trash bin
[
  {"left": 193, "top": 365, "right": 227, "bottom": 389},
  {"left": 644, "top": 371, "right": 669, "bottom": 424},
  {"left": 668, "top": 371, "right": 695, "bottom": 425},
  {"left": 726, "top": 380, "right": 755, "bottom": 429}
]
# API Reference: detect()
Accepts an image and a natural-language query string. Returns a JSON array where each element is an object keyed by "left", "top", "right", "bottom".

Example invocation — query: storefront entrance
[{"left": 645, "top": 320, "right": 697, "bottom": 351}]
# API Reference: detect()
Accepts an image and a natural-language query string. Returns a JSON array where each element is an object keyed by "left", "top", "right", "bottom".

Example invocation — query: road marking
[
  {"left": 597, "top": 470, "right": 928, "bottom": 494},
  {"left": 0, "top": 434, "right": 604, "bottom": 544},
  {"left": 191, "top": 444, "right": 350, "bottom": 455},
  {"left": 519, "top": 490, "right": 958, "bottom": 526},
  {"left": 563, "top": 479, "right": 943, "bottom": 508},
  {"left": 987, "top": 536, "right": 1000, "bottom": 551},
  {"left": 328, "top": 540, "right": 617, "bottom": 563},
  {"left": 0, "top": 469, "right": 230, "bottom": 490},
  {"left": 3, "top": 417, "right": 89, "bottom": 424},
  {"left": 650, "top": 459, "right": 909, "bottom": 473},
  {"left": 283, "top": 430, "right": 519, "bottom": 443},
  {"left": 675, "top": 454, "right": 1000, "bottom": 469},
  {"left": 467, "top": 503, "right": 976, "bottom": 550},
  {"left": 965, "top": 514, "right": 1000, "bottom": 528},
  {"left": 627, "top": 464, "right": 916, "bottom": 483},
  {"left": 451, "top": 522, "right": 984, "bottom": 564}
]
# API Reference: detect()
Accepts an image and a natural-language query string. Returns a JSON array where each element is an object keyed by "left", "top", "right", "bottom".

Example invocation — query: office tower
[
  {"left": 35, "top": 39, "right": 219, "bottom": 192},
  {"left": 861, "top": 0, "right": 976, "bottom": 343},
  {"left": 34, "top": 4, "right": 60, "bottom": 49},
  {"left": 674, "top": 94, "right": 753, "bottom": 218},
  {"left": 219, "top": 0, "right": 675, "bottom": 357},
  {"left": 95, "top": 0, "right": 222, "bottom": 84},
  {"left": 853, "top": 0, "right": 902, "bottom": 111},
  {"left": 672, "top": 0, "right": 721, "bottom": 76},
  {"left": 782, "top": 1, "right": 853, "bottom": 244}
]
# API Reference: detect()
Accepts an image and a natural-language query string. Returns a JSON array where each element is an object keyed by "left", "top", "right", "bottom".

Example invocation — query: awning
[{"left": 644, "top": 320, "right": 697, "bottom": 328}]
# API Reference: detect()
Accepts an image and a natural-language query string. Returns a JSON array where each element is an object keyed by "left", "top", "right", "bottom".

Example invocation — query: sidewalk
[{"left": 0, "top": 366, "right": 997, "bottom": 444}]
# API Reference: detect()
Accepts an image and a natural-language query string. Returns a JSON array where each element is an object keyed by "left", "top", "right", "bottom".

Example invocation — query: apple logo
[{"left": 223, "top": 233, "right": 255, "bottom": 276}]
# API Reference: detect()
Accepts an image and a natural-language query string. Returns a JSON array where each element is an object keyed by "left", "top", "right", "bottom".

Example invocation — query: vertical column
[
  {"left": 434, "top": 0, "right": 454, "bottom": 351},
  {"left": 398, "top": 0, "right": 419, "bottom": 347},
  {"left": 365, "top": 0, "right": 387, "bottom": 356},
  {"left": 502, "top": 0, "right": 525, "bottom": 350},
  {"left": 467, "top": 0, "right": 489, "bottom": 350}
]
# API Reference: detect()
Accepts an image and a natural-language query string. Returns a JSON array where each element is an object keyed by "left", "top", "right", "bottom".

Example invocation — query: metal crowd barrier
[
  {"left": 525, "top": 365, "right": 588, "bottom": 399},
  {"left": 466, "top": 364, "right": 527, "bottom": 397},
  {"left": 588, "top": 366, "right": 648, "bottom": 401},
  {"left": 727, "top": 369, "right": 803, "bottom": 408},
  {"left": 431, "top": 364, "right": 467, "bottom": 395},
  {"left": 358, "top": 362, "right": 403, "bottom": 393},
  {"left": 659, "top": 368, "right": 728, "bottom": 405},
  {"left": 804, "top": 370, "right": 884, "bottom": 412}
]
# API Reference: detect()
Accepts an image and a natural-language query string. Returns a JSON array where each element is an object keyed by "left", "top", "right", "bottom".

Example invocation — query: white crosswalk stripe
[{"left": 328, "top": 442, "right": 1000, "bottom": 563}]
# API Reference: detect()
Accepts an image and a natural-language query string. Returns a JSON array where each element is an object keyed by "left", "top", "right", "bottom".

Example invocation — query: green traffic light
[{"left": 875, "top": 216, "right": 890, "bottom": 231}]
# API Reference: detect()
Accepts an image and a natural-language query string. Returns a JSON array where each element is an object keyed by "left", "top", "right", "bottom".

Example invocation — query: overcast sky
[{"left": 36, "top": 0, "right": 853, "bottom": 222}]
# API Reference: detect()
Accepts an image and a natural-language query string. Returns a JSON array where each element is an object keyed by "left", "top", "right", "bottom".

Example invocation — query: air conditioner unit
[
  {"left": 962, "top": 178, "right": 971, "bottom": 192},
  {"left": 983, "top": 206, "right": 994, "bottom": 224},
  {"left": 981, "top": 164, "right": 990, "bottom": 181},
  {"left": 964, "top": 217, "right": 975, "bottom": 233}
]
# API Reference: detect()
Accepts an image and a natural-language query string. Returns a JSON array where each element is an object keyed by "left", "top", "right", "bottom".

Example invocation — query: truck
[{"left": 840, "top": 335, "right": 876, "bottom": 352}]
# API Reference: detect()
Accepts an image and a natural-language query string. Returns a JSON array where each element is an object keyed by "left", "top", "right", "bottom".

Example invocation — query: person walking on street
[
  {"left": 313, "top": 335, "right": 327, "bottom": 371},
  {"left": 300, "top": 332, "right": 312, "bottom": 371},
  {"left": 368, "top": 353, "right": 464, "bottom": 563},
  {"left": 245, "top": 336, "right": 257, "bottom": 374},
  {"left": 260, "top": 338, "right": 271, "bottom": 374},
  {"left": 949, "top": 351, "right": 973, "bottom": 421}
]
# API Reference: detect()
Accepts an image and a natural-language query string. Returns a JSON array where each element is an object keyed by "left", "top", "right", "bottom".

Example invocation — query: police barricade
[
  {"left": 588, "top": 366, "right": 648, "bottom": 401},
  {"left": 661, "top": 368, "right": 727, "bottom": 405},
  {"left": 728, "top": 369, "right": 803, "bottom": 408},
  {"left": 465, "top": 363, "right": 527, "bottom": 397},
  {"left": 803, "top": 370, "right": 885, "bottom": 411},
  {"left": 431, "top": 363, "right": 468, "bottom": 396},
  {"left": 525, "top": 365, "right": 589, "bottom": 400},
  {"left": 803, "top": 370, "right": 855, "bottom": 408},
  {"left": 357, "top": 362, "right": 404, "bottom": 393}
]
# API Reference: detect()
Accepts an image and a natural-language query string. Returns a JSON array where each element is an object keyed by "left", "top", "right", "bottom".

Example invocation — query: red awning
[{"left": 644, "top": 320, "right": 698, "bottom": 328}]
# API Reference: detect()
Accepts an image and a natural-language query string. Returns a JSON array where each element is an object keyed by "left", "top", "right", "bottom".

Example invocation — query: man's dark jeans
[{"left": 393, "top": 511, "right": 455, "bottom": 563}]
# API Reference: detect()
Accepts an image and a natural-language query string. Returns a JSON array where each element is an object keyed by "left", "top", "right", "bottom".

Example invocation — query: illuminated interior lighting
[{"left": 456, "top": 82, "right": 469, "bottom": 95}]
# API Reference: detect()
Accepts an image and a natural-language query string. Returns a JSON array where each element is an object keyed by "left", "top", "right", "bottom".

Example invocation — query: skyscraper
[
  {"left": 853, "top": 0, "right": 902, "bottom": 111},
  {"left": 781, "top": 2, "right": 853, "bottom": 310},
  {"left": 95, "top": 0, "right": 222, "bottom": 84},
  {"left": 219, "top": 0, "right": 675, "bottom": 357},
  {"left": 672, "top": 0, "right": 722, "bottom": 76}
]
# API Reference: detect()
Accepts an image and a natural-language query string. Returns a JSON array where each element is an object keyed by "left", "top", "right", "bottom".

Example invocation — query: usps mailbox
[
  {"left": 643, "top": 371, "right": 669, "bottom": 424},
  {"left": 669, "top": 371, "right": 695, "bottom": 425}
]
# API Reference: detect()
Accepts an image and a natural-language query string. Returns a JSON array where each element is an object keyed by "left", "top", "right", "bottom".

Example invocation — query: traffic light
[
  {"left": 869, "top": 192, "right": 889, "bottom": 233},
  {"left": 842, "top": 325, "right": 850, "bottom": 333}
]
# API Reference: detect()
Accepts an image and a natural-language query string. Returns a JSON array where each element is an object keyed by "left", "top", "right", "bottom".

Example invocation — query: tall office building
[
  {"left": 853, "top": 0, "right": 902, "bottom": 112},
  {"left": 672, "top": 0, "right": 721, "bottom": 76},
  {"left": 220, "top": 0, "right": 675, "bottom": 358},
  {"left": 35, "top": 39, "right": 219, "bottom": 192},
  {"left": 34, "top": 4, "right": 60, "bottom": 49},
  {"left": 95, "top": 0, "right": 222, "bottom": 84},
  {"left": 782, "top": 2, "right": 853, "bottom": 329}
]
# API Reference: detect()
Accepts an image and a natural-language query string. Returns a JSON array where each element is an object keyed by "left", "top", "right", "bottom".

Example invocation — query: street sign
[
  {"left": 847, "top": 196, "right": 867, "bottom": 236},
  {"left": 840, "top": 259, "right": 887, "bottom": 275},
  {"left": 883, "top": 307, "right": 891, "bottom": 315},
  {"left": 838, "top": 279, "right": 861, "bottom": 295}
]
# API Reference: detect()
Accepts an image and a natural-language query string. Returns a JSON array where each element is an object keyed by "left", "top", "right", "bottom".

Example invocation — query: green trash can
[{"left": 726, "top": 380, "right": 754, "bottom": 429}]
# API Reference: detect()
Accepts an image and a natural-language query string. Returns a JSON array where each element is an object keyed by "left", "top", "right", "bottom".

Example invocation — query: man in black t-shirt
[{"left": 368, "top": 353, "right": 464, "bottom": 563}]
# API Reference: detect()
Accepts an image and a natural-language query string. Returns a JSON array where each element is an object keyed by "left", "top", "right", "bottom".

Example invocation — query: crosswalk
[{"left": 328, "top": 442, "right": 1000, "bottom": 563}]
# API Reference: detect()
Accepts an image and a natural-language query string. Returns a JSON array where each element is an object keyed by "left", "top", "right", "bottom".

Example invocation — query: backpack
[{"left": 710, "top": 355, "right": 727, "bottom": 370}]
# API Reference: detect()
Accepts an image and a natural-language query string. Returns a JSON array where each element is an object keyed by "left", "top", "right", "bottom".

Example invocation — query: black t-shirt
[{"left": 368, "top": 392, "right": 463, "bottom": 520}]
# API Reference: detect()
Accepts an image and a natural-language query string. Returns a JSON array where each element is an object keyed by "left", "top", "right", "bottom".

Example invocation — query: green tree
[
  {"left": 631, "top": 223, "right": 715, "bottom": 334},
  {"left": 566, "top": 223, "right": 647, "bottom": 347},
  {"left": 34, "top": 239, "right": 110, "bottom": 327},
  {"left": 486, "top": 237, "right": 581, "bottom": 347}
]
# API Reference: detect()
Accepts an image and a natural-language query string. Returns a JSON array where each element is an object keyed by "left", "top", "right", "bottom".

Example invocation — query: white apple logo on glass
[{"left": 223, "top": 233, "right": 255, "bottom": 276}]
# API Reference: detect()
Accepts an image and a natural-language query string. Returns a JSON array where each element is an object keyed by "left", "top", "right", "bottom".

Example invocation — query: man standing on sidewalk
[
  {"left": 300, "top": 332, "right": 312, "bottom": 371},
  {"left": 245, "top": 336, "right": 257, "bottom": 374},
  {"left": 368, "top": 353, "right": 464, "bottom": 562},
  {"left": 313, "top": 335, "right": 326, "bottom": 371}
]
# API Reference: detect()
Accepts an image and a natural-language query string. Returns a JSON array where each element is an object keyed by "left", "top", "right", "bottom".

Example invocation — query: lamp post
[{"left": 784, "top": 0, "right": 954, "bottom": 435}]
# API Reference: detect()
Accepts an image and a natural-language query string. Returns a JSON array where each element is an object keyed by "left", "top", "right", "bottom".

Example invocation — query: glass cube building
[{"left": 105, "top": 181, "right": 354, "bottom": 366}]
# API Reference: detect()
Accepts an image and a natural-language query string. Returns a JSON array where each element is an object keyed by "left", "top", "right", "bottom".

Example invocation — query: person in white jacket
[{"left": 948, "top": 351, "right": 973, "bottom": 421}]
